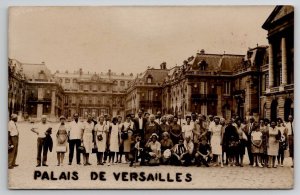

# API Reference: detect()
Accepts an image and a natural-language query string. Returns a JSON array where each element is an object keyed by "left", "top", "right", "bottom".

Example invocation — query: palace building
[
  {"left": 261, "top": 5, "right": 294, "bottom": 122},
  {"left": 8, "top": 6, "right": 293, "bottom": 121},
  {"left": 54, "top": 69, "right": 134, "bottom": 118}
]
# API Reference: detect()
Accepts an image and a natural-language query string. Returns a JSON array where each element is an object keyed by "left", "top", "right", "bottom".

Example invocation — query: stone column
[
  {"left": 217, "top": 86, "right": 222, "bottom": 116},
  {"left": 186, "top": 84, "right": 191, "bottom": 113},
  {"left": 281, "top": 37, "right": 287, "bottom": 85},
  {"left": 37, "top": 104, "right": 43, "bottom": 119},
  {"left": 50, "top": 90, "right": 56, "bottom": 118},
  {"left": 268, "top": 43, "right": 274, "bottom": 88}
]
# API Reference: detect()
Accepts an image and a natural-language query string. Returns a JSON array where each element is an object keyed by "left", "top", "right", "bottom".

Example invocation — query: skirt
[
  {"left": 83, "top": 133, "right": 93, "bottom": 153},
  {"left": 251, "top": 140, "right": 262, "bottom": 154},
  {"left": 267, "top": 136, "right": 279, "bottom": 156}
]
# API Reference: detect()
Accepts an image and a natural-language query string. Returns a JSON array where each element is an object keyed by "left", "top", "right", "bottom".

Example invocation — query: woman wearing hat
[
  {"left": 56, "top": 115, "right": 68, "bottom": 166},
  {"left": 160, "top": 132, "right": 173, "bottom": 165},
  {"left": 145, "top": 133, "right": 161, "bottom": 166}
]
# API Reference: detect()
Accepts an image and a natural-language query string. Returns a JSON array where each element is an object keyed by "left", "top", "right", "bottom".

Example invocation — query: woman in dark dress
[
  {"left": 223, "top": 119, "right": 239, "bottom": 167},
  {"left": 170, "top": 116, "right": 182, "bottom": 144}
]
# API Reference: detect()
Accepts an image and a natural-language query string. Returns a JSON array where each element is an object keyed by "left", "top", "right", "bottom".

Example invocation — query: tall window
[
  {"left": 224, "top": 81, "right": 231, "bottom": 95},
  {"left": 200, "top": 82, "right": 207, "bottom": 94},
  {"left": 265, "top": 74, "right": 269, "bottom": 89}
]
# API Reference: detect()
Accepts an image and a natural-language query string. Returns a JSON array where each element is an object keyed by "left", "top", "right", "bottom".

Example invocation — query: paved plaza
[{"left": 8, "top": 122, "right": 294, "bottom": 189}]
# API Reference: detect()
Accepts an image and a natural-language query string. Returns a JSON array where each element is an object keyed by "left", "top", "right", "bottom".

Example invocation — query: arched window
[
  {"left": 120, "top": 81, "right": 125, "bottom": 86},
  {"left": 65, "top": 78, "right": 70, "bottom": 83}
]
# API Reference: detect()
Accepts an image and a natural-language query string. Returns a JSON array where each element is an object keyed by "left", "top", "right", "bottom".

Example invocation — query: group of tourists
[{"left": 8, "top": 110, "right": 294, "bottom": 169}]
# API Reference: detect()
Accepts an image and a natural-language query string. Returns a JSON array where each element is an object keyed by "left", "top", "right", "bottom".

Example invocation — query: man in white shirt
[
  {"left": 68, "top": 113, "right": 84, "bottom": 165},
  {"left": 285, "top": 115, "right": 294, "bottom": 167},
  {"left": 182, "top": 116, "right": 194, "bottom": 139},
  {"left": 31, "top": 115, "right": 52, "bottom": 167},
  {"left": 8, "top": 114, "right": 19, "bottom": 169}
]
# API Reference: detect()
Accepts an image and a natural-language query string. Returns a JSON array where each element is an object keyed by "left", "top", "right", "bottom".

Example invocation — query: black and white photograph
[{"left": 7, "top": 5, "right": 294, "bottom": 189}]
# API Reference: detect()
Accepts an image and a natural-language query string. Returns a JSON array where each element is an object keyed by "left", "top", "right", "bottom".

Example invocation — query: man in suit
[
  {"left": 155, "top": 111, "right": 162, "bottom": 125},
  {"left": 133, "top": 110, "right": 148, "bottom": 165},
  {"left": 243, "top": 116, "right": 255, "bottom": 165}
]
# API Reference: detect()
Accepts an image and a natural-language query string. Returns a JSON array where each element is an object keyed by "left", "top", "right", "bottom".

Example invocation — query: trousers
[
  {"left": 37, "top": 137, "right": 48, "bottom": 165},
  {"left": 69, "top": 139, "right": 81, "bottom": 164},
  {"left": 8, "top": 136, "right": 19, "bottom": 167}
]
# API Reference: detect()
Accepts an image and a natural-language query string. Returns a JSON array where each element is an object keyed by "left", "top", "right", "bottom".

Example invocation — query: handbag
[
  {"left": 121, "top": 131, "right": 128, "bottom": 140},
  {"left": 92, "top": 147, "right": 98, "bottom": 154},
  {"left": 78, "top": 143, "right": 86, "bottom": 153},
  {"left": 97, "top": 134, "right": 103, "bottom": 141}
]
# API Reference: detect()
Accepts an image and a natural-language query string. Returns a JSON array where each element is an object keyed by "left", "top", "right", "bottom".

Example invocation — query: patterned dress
[{"left": 210, "top": 124, "right": 222, "bottom": 155}]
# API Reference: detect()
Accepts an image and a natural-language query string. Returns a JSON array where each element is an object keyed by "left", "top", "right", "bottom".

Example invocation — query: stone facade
[
  {"left": 261, "top": 5, "right": 294, "bottom": 122},
  {"left": 54, "top": 69, "right": 133, "bottom": 118}
]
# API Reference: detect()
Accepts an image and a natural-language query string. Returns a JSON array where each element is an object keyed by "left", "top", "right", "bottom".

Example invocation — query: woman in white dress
[
  {"left": 82, "top": 115, "right": 95, "bottom": 166},
  {"left": 209, "top": 116, "right": 223, "bottom": 167},
  {"left": 94, "top": 115, "right": 108, "bottom": 165},
  {"left": 267, "top": 121, "right": 281, "bottom": 168},
  {"left": 108, "top": 117, "right": 120, "bottom": 165}
]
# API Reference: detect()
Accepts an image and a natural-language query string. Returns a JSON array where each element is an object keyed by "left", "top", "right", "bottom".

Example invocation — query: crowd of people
[{"left": 8, "top": 110, "right": 294, "bottom": 169}]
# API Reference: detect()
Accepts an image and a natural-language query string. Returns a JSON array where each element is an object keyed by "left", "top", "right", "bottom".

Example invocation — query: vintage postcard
[{"left": 8, "top": 6, "right": 294, "bottom": 189}]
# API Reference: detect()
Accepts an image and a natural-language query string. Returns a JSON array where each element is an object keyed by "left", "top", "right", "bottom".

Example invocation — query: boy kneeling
[{"left": 195, "top": 137, "right": 212, "bottom": 167}]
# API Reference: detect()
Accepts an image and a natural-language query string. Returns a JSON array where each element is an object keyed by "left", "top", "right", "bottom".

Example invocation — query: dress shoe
[
  {"left": 36, "top": 164, "right": 41, "bottom": 167},
  {"left": 8, "top": 166, "right": 14, "bottom": 169},
  {"left": 12, "top": 164, "right": 19, "bottom": 167},
  {"left": 77, "top": 163, "right": 82, "bottom": 165},
  {"left": 68, "top": 162, "right": 72, "bottom": 165},
  {"left": 42, "top": 164, "right": 48, "bottom": 167}
]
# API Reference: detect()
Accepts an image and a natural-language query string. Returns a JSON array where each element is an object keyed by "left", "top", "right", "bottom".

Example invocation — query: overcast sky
[{"left": 9, "top": 6, "right": 274, "bottom": 74}]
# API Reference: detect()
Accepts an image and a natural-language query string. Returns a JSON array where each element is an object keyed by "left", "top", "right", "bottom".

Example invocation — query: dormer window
[
  {"left": 199, "top": 60, "right": 207, "bottom": 71},
  {"left": 147, "top": 75, "right": 153, "bottom": 84}
]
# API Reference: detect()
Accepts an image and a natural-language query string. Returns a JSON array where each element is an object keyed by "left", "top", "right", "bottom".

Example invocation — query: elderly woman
[
  {"left": 160, "top": 132, "right": 174, "bottom": 165},
  {"left": 94, "top": 115, "right": 108, "bottom": 165},
  {"left": 56, "top": 115, "right": 68, "bottom": 166},
  {"left": 145, "top": 133, "right": 161, "bottom": 166},
  {"left": 160, "top": 116, "right": 170, "bottom": 136},
  {"left": 145, "top": 114, "right": 162, "bottom": 142},
  {"left": 82, "top": 114, "right": 95, "bottom": 166}
]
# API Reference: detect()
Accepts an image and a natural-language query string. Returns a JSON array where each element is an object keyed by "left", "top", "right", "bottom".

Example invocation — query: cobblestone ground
[{"left": 8, "top": 122, "right": 294, "bottom": 189}]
